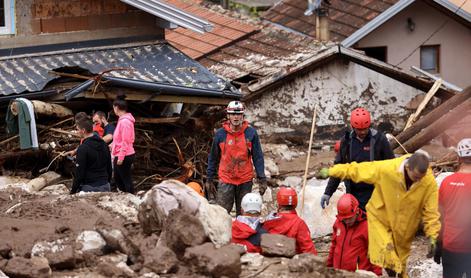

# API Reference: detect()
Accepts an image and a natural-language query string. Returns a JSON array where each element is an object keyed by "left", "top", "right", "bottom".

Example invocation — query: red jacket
[
  {"left": 327, "top": 211, "right": 382, "bottom": 276},
  {"left": 262, "top": 210, "right": 317, "bottom": 255},
  {"left": 232, "top": 217, "right": 263, "bottom": 253},
  {"left": 439, "top": 172, "right": 471, "bottom": 252}
]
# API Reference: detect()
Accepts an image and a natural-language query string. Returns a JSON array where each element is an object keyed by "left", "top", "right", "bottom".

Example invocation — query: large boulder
[
  {"left": 183, "top": 242, "right": 241, "bottom": 278},
  {"left": 261, "top": 234, "right": 296, "bottom": 258},
  {"left": 4, "top": 257, "right": 51, "bottom": 278},
  {"left": 138, "top": 180, "right": 231, "bottom": 246}
]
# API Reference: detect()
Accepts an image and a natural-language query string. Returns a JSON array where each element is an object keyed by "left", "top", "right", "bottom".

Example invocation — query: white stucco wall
[
  {"left": 245, "top": 59, "right": 425, "bottom": 136},
  {"left": 356, "top": 1, "right": 471, "bottom": 88}
]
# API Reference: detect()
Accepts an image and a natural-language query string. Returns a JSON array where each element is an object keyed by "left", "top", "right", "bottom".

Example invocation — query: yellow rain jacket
[{"left": 329, "top": 155, "right": 440, "bottom": 275}]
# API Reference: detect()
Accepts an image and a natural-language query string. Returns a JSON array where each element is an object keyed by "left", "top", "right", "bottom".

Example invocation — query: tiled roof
[
  {"left": 263, "top": 0, "right": 398, "bottom": 41},
  {"left": 0, "top": 42, "right": 233, "bottom": 96},
  {"left": 198, "top": 24, "right": 330, "bottom": 83},
  {"left": 165, "top": 0, "right": 258, "bottom": 59}
]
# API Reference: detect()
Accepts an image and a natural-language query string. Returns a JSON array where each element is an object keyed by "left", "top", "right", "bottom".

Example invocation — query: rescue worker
[
  {"left": 232, "top": 193, "right": 266, "bottom": 253},
  {"left": 206, "top": 101, "right": 267, "bottom": 216},
  {"left": 321, "top": 108, "right": 394, "bottom": 211},
  {"left": 93, "top": 111, "right": 115, "bottom": 144},
  {"left": 263, "top": 186, "right": 317, "bottom": 255},
  {"left": 70, "top": 118, "right": 112, "bottom": 193},
  {"left": 319, "top": 150, "right": 440, "bottom": 277},
  {"left": 327, "top": 194, "right": 382, "bottom": 276},
  {"left": 436, "top": 138, "right": 471, "bottom": 277}
]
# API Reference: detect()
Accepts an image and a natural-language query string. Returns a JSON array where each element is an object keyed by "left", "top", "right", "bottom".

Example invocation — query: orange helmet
[
  {"left": 337, "top": 194, "right": 359, "bottom": 220},
  {"left": 277, "top": 186, "right": 298, "bottom": 207},
  {"left": 350, "top": 108, "right": 371, "bottom": 129},
  {"left": 334, "top": 140, "right": 341, "bottom": 153},
  {"left": 187, "top": 182, "right": 204, "bottom": 197}
]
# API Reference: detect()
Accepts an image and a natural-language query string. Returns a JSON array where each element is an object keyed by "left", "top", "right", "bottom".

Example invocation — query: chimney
[{"left": 315, "top": 7, "right": 329, "bottom": 41}]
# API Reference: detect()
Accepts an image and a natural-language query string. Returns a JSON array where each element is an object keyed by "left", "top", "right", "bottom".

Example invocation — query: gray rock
[
  {"left": 4, "top": 257, "right": 51, "bottom": 278},
  {"left": 183, "top": 242, "right": 241, "bottom": 278},
  {"left": 143, "top": 245, "right": 179, "bottom": 274},
  {"left": 97, "top": 228, "right": 141, "bottom": 264},
  {"left": 261, "top": 234, "right": 296, "bottom": 258}
]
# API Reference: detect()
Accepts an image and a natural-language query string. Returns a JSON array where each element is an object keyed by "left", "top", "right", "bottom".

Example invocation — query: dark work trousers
[
  {"left": 217, "top": 181, "right": 252, "bottom": 216},
  {"left": 80, "top": 182, "right": 111, "bottom": 193},
  {"left": 113, "top": 154, "right": 135, "bottom": 194},
  {"left": 442, "top": 249, "right": 471, "bottom": 278}
]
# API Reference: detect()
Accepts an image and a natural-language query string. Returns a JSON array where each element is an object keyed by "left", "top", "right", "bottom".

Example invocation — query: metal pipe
[{"left": 64, "top": 79, "right": 95, "bottom": 101}]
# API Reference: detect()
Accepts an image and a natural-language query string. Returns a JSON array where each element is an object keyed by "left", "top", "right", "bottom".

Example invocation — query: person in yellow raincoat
[{"left": 320, "top": 151, "right": 440, "bottom": 277}]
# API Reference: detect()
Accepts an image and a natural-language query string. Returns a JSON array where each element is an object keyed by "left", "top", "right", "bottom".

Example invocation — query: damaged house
[{"left": 0, "top": 0, "right": 241, "bottom": 186}]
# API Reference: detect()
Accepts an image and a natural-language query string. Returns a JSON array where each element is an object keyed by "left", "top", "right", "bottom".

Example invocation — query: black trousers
[
  {"left": 113, "top": 154, "right": 135, "bottom": 194},
  {"left": 216, "top": 181, "right": 252, "bottom": 216},
  {"left": 443, "top": 249, "right": 471, "bottom": 278}
]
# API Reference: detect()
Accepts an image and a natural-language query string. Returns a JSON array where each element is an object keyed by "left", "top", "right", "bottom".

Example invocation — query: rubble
[
  {"left": 0, "top": 243, "right": 11, "bottom": 259},
  {"left": 31, "top": 238, "right": 77, "bottom": 270},
  {"left": 76, "top": 231, "right": 106, "bottom": 255},
  {"left": 183, "top": 242, "right": 242, "bottom": 278},
  {"left": 240, "top": 252, "right": 264, "bottom": 267},
  {"left": 96, "top": 228, "right": 141, "bottom": 264},
  {"left": 288, "top": 253, "right": 323, "bottom": 273},
  {"left": 261, "top": 234, "right": 297, "bottom": 258},
  {"left": 3, "top": 256, "right": 51, "bottom": 278},
  {"left": 143, "top": 245, "right": 179, "bottom": 274}
]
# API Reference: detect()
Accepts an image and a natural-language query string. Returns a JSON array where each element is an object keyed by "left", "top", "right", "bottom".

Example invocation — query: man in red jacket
[
  {"left": 436, "top": 138, "right": 471, "bottom": 278},
  {"left": 263, "top": 186, "right": 317, "bottom": 255},
  {"left": 232, "top": 193, "right": 266, "bottom": 253},
  {"left": 327, "top": 194, "right": 382, "bottom": 275}
]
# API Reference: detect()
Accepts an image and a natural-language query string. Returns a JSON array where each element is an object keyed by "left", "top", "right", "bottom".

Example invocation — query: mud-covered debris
[
  {"left": 261, "top": 234, "right": 296, "bottom": 258},
  {"left": 31, "top": 238, "right": 76, "bottom": 270},
  {"left": 97, "top": 228, "right": 141, "bottom": 264},
  {"left": 240, "top": 252, "right": 264, "bottom": 267},
  {"left": 96, "top": 261, "right": 135, "bottom": 278},
  {"left": 164, "top": 209, "right": 207, "bottom": 257},
  {"left": 183, "top": 242, "right": 242, "bottom": 278},
  {"left": 76, "top": 231, "right": 106, "bottom": 255},
  {"left": 288, "top": 253, "right": 323, "bottom": 272},
  {"left": 3, "top": 256, "right": 51, "bottom": 278},
  {"left": 144, "top": 245, "right": 179, "bottom": 274},
  {"left": 97, "top": 194, "right": 142, "bottom": 223},
  {"left": 0, "top": 243, "right": 12, "bottom": 259},
  {"left": 27, "top": 171, "right": 61, "bottom": 192},
  {"left": 39, "top": 184, "right": 69, "bottom": 195}
]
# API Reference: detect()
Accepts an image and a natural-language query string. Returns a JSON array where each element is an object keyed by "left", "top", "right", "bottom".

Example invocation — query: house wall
[
  {"left": 1, "top": 0, "right": 163, "bottom": 49},
  {"left": 244, "top": 59, "right": 425, "bottom": 138},
  {"left": 356, "top": 1, "right": 471, "bottom": 88}
]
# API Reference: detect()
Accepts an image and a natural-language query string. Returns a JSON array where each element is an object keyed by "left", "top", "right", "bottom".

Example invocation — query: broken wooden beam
[
  {"left": 404, "top": 79, "right": 442, "bottom": 130},
  {"left": 392, "top": 86, "right": 471, "bottom": 150},
  {"left": 396, "top": 99, "right": 471, "bottom": 153},
  {"left": 10, "top": 100, "right": 73, "bottom": 118},
  {"left": 134, "top": 117, "right": 181, "bottom": 124}
]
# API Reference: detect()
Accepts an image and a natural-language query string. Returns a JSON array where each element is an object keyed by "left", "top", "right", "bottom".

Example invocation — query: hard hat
[
  {"left": 226, "top": 101, "right": 245, "bottom": 114},
  {"left": 334, "top": 140, "right": 341, "bottom": 153},
  {"left": 276, "top": 186, "right": 298, "bottom": 207},
  {"left": 457, "top": 138, "right": 471, "bottom": 158},
  {"left": 350, "top": 108, "right": 371, "bottom": 129},
  {"left": 337, "top": 194, "right": 359, "bottom": 220},
  {"left": 187, "top": 182, "right": 204, "bottom": 197},
  {"left": 241, "top": 193, "right": 263, "bottom": 213}
]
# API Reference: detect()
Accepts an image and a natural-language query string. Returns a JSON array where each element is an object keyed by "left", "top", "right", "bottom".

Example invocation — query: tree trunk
[
  {"left": 392, "top": 86, "right": 471, "bottom": 150},
  {"left": 10, "top": 100, "right": 73, "bottom": 118},
  {"left": 396, "top": 99, "right": 471, "bottom": 153}
]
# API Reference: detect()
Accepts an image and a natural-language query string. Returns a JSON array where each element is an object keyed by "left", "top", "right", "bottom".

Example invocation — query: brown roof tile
[
  {"left": 165, "top": 0, "right": 258, "bottom": 59},
  {"left": 262, "top": 0, "right": 399, "bottom": 41}
]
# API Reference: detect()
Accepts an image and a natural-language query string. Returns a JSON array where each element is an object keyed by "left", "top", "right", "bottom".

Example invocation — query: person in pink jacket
[{"left": 111, "top": 96, "right": 136, "bottom": 193}]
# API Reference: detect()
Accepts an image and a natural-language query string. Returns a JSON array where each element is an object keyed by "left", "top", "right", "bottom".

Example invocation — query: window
[
  {"left": 0, "top": 0, "right": 14, "bottom": 35},
  {"left": 357, "top": 46, "right": 387, "bottom": 62},
  {"left": 420, "top": 45, "right": 440, "bottom": 73}
]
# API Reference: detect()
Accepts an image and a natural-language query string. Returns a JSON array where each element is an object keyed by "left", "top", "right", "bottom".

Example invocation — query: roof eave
[{"left": 120, "top": 0, "right": 213, "bottom": 34}]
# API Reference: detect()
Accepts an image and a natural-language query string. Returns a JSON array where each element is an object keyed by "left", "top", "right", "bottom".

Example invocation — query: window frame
[
  {"left": 420, "top": 45, "right": 440, "bottom": 74},
  {"left": 0, "top": 0, "right": 14, "bottom": 35}
]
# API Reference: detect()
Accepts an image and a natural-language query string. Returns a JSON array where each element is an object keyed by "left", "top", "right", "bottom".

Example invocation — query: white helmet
[
  {"left": 227, "top": 101, "right": 245, "bottom": 114},
  {"left": 241, "top": 193, "right": 263, "bottom": 213},
  {"left": 457, "top": 138, "right": 471, "bottom": 157}
]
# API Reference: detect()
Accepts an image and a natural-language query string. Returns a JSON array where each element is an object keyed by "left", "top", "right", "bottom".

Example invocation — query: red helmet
[
  {"left": 334, "top": 140, "right": 341, "bottom": 153},
  {"left": 350, "top": 108, "right": 371, "bottom": 129},
  {"left": 277, "top": 186, "right": 298, "bottom": 207},
  {"left": 337, "top": 194, "right": 359, "bottom": 220}
]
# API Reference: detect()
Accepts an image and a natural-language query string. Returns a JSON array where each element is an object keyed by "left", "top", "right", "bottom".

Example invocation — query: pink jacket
[{"left": 112, "top": 113, "right": 135, "bottom": 161}]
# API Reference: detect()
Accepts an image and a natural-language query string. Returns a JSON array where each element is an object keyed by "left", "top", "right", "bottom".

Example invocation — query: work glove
[
  {"left": 318, "top": 168, "right": 330, "bottom": 179},
  {"left": 258, "top": 179, "right": 268, "bottom": 196},
  {"left": 204, "top": 180, "right": 217, "bottom": 201},
  {"left": 320, "top": 194, "right": 331, "bottom": 209},
  {"left": 426, "top": 237, "right": 437, "bottom": 259}
]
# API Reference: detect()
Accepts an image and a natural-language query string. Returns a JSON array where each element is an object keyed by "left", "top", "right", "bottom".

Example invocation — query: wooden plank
[
  {"left": 134, "top": 117, "right": 181, "bottom": 124},
  {"left": 404, "top": 79, "right": 442, "bottom": 130},
  {"left": 82, "top": 91, "right": 231, "bottom": 105}
]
